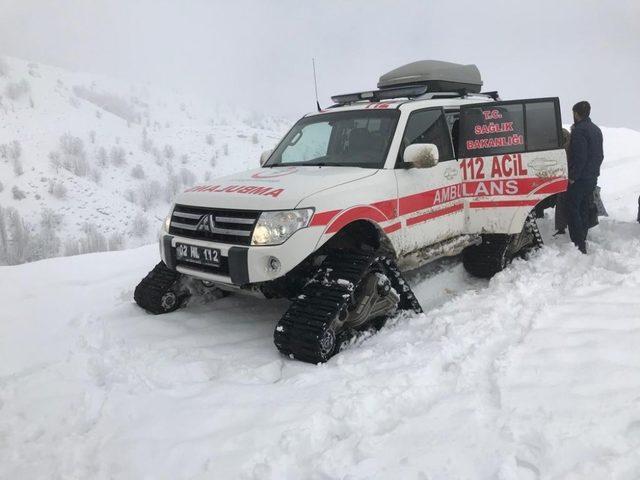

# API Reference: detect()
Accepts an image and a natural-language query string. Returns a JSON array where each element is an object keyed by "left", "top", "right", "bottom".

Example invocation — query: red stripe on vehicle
[
  {"left": 383, "top": 222, "right": 402, "bottom": 234},
  {"left": 398, "top": 189, "right": 439, "bottom": 216},
  {"left": 406, "top": 203, "right": 464, "bottom": 227},
  {"left": 371, "top": 198, "right": 398, "bottom": 219},
  {"left": 326, "top": 206, "right": 388, "bottom": 234},
  {"left": 531, "top": 178, "right": 568, "bottom": 195},
  {"left": 311, "top": 175, "right": 565, "bottom": 231},
  {"left": 469, "top": 199, "right": 540, "bottom": 208},
  {"left": 309, "top": 209, "right": 341, "bottom": 226}
]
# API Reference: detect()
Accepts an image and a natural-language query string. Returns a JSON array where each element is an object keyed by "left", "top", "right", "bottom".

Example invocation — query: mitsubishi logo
[{"left": 195, "top": 214, "right": 216, "bottom": 233}]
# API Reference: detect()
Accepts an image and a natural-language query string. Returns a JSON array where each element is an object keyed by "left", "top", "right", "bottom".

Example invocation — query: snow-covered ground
[
  {"left": 2, "top": 133, "right": 640, "bottom": 478},
  {"left": 0, "top": 56, "right": 288, "bottom": 264}
]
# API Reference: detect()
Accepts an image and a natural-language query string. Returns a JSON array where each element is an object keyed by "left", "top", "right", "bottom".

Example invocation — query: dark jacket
[{"left": 568, "top": 117, "right": 604, "bottom": 181}]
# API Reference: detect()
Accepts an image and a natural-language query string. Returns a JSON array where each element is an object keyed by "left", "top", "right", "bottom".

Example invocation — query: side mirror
[
  {"left": 403, "top": 143, "right": 439, "bottom": 168},
  {"left": 260, "top": 149, "right": 273, "bottom": 166}
]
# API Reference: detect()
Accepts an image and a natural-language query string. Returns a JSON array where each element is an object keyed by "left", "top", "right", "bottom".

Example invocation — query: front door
[{"left": 394, "top": 107, "right": 464, "bottom": 254}]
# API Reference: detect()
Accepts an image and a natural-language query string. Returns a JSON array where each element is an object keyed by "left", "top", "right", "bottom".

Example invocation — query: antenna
[{"left": 312, "top": 58, "right": 321, "bottom": 112}]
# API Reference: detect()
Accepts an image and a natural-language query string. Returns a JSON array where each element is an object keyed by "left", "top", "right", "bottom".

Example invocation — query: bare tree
[
  {"left": 130, "top": 212, "right": 149, "bottom": 237},
  {"left": 108, "top": 233, "right": 124, "bottom": 251},
  {"left": 131, "top": 164, "right": 145, "bottom": 179},
  {"left": 12, "top": 186, "right": 26, "bottom": 200},
  {"left": 96, "top": 146, "right": 108, "bottom": 167},
  {"left": 179, "top": 167, "right": 196, "bottom": 186},
  {"left": 110, "top": 146, "right": 126, "bottom": 166},
  {"left": 63, "top": 239, "right": 81, "bottom": 257},
  {"left": 58, "top": 134, "right": 89, "bottom": 176},
  {"left": 79, "top": 223, "right": 107, "bottom": 254},
  {"left": 4, "top": 208, "right": 32, "bottom": 264},
  {"left": 12, "top": 157, "right": 24, "bottom": 176},
  {"left": 49, "top": 151, "right": 62, "bottom": 172},
  {"left": 9, "top": 140, "right": 21, "bottom": 160},
  {"left": 0, "top": 205, "right": 8, "bottom": 264},
  {"left": 163, "top": 144, "right": 175, "bottom": 160},
  {"left": 48, "top": 180, "right": 67, "bottom": 199},
  {"left": 89, "top": 168, "right": 102, "bottom": 184},
  {"left": 5, "top": 79, "right": 30, "bottom": 100}
]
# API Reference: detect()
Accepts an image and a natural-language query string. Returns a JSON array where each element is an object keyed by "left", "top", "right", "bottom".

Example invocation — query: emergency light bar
[{"left": 331, "top": 84, "right": 428, "bottom": 105}]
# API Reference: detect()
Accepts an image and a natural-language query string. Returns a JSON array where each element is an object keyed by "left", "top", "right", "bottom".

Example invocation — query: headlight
[{"left": 251, "top": 208, "right": 314, "bottom": 246}]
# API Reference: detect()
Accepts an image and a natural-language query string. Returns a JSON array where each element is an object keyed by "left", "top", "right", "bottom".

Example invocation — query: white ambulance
[{"left": 135, "top": 60, "right": 567, "bottom": 363}]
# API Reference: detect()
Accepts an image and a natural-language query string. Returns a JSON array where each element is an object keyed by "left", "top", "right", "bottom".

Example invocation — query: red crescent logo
[{"left": 251, "top": 166, "right": 298, "bottom": 179}]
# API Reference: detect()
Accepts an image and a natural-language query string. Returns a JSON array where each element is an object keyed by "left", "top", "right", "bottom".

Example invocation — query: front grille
[{"left": 169, "top": 204, "right": 260, "bottom": 245}]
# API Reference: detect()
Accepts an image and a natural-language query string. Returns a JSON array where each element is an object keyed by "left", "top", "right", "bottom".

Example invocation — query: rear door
[{"left": 457, "top": 97, "right": 567, "bottom": 234}]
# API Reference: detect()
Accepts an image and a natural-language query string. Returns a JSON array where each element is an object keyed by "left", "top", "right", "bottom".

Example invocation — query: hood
[{"left": 176, "top": 166, "right": 378, "bottom": 210}]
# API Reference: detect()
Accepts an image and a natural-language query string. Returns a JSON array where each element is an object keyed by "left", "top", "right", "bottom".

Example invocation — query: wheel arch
[{"left": 315, "top": 218, "right": 397, "bottom": 258}]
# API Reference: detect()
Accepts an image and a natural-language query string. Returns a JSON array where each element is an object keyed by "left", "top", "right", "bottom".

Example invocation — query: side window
[
  {"left": 401, "top": 109, "right": 454, "bottom": 162},
  {"left": 459, "top": 104, "right": 525, "bottom": 157},
  {"left": 525, "top": 101, "right": 559, "bottom": 150},
  {"left": 445, "top": 111, "right": 460, "bottom": 158},
  {"left": 458, "top": 98, "right": 561, "bottom": 158}
]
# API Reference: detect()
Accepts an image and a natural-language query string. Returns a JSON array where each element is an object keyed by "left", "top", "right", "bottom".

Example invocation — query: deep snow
[{"left": 1, "top": 131, "right": 639, "bottom": 479}]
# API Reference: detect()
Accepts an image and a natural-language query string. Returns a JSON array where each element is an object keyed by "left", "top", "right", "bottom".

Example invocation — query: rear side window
[
  {"left": 525, "top": 101, "right": 559, "bottom": 150},
  {"left": 401, "top": 109, "right": 454, "bottom": 162},
  {"left": 458, "top": 97, "right": 562, "bottom": 158}
]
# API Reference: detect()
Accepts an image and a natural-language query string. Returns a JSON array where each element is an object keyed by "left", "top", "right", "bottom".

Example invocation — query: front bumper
[{"left": 159, "top": 226, "right": 323, "bottom": 286}]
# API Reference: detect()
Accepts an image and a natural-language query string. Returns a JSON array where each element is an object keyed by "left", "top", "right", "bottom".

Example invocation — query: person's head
[{"left": 572, "top": 101, "right": 591, "bottom": 123}]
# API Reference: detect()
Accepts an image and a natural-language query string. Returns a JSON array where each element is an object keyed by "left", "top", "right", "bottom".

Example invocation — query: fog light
[{"left": 267, "top": 256, "right": 281, "bottom": 272}]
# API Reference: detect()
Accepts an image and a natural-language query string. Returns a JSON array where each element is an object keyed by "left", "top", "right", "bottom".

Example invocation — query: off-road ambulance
[{"left": 135, "top": 60, "right": 568, "bottom": 363}]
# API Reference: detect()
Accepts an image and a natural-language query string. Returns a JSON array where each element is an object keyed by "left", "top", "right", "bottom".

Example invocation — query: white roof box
[{"left": 378, "top": 60, "right": 483, "bottom": 93}]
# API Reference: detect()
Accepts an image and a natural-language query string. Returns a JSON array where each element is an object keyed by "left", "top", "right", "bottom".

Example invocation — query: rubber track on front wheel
[
  {"left": 134, "top": 262, "right": 183, "bottom": 314},
  {"left": 274, "top": 251, "right": 422, "bottom": 364}
]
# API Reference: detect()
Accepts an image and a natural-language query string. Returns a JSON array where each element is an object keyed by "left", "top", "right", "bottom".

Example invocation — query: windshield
[{"left": 265, "top": 109, "right": 400, "bottom": 168}]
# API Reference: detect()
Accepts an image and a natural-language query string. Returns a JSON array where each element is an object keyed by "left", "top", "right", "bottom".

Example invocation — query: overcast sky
[{"left": 1, "top": 0, "right": 639, "bottom": 129}]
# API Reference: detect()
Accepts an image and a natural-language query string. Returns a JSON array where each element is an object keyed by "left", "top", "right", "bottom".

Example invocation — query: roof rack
[
  {"left": 331, "top": 84, "right": 428, "bottom": 106},
  {"left": 330, "top": 87, "right": 500, "bottom": 107}
]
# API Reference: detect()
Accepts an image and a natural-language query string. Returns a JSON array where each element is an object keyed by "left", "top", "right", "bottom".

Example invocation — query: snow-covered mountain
[
  {"left": 0, "top": 56, "right": 289, "bottom": 265},
  {"left": 1, "top": 127, "right": 639, "bottom": 478}
]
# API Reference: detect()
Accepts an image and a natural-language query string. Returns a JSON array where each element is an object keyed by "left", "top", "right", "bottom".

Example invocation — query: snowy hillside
[
  {"left": 1, "top": 128, "right": 639, "bottom": 479},
  {"left": 0, "top": 56, "right": 288, "bottom": 265}
]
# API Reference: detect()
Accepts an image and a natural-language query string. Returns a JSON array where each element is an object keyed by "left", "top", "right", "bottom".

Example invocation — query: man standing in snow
[{"left": 566, "top": 101, "right": 604, "bottom": 254}]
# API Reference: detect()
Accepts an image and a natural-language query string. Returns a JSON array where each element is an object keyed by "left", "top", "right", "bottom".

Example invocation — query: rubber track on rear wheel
[
  {"left": 462, "top": 234, "right": 513, "bottom": 279},
  {"left": 274, "top": 250, "right": 422, "bottom": 364},
  {"left": 134, "top": 261, "right": 184, "bottom": 314},
  {"left": 462, "top": 213, "right": 543, "bottom": 279}
]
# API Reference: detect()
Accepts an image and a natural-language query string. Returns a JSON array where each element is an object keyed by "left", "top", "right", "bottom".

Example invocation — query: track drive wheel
[{"left": 462, "top": 211, "right": 543, "bottom": 279}]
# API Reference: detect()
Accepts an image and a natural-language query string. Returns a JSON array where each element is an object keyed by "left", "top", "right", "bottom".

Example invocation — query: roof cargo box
[{"left": 378, "top": 60, "right": 483, "bottom": 93}]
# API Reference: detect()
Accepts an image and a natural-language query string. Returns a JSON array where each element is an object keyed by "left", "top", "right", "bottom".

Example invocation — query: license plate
[{"left": 175, "top": 243, "right": 221, "bottom": 267}]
